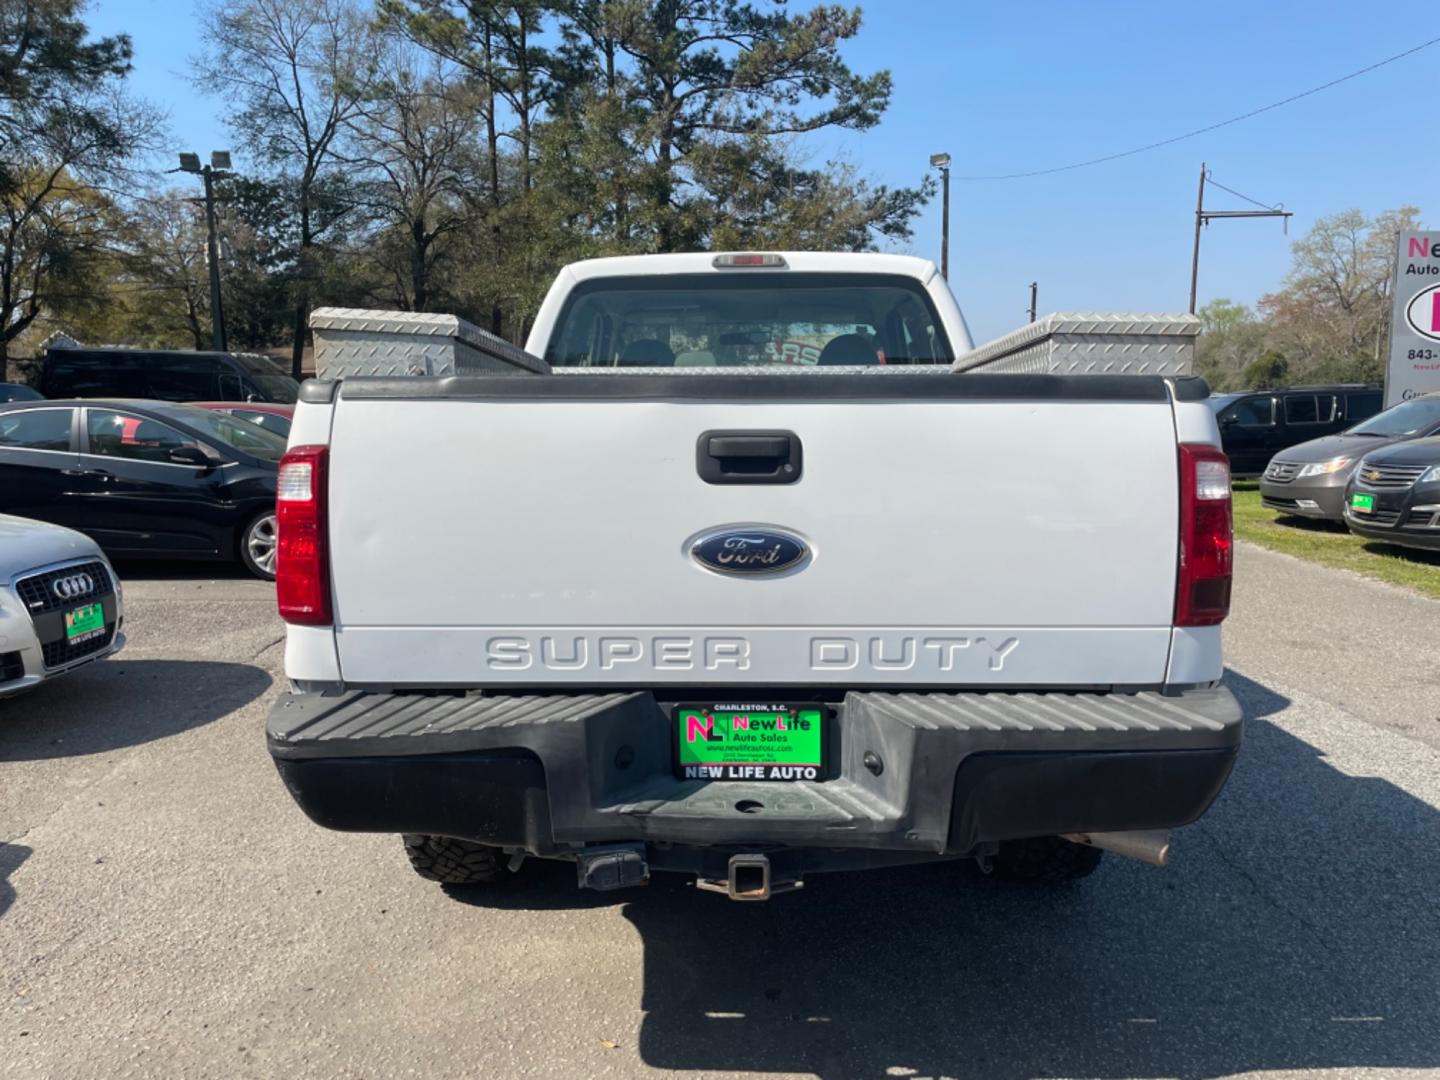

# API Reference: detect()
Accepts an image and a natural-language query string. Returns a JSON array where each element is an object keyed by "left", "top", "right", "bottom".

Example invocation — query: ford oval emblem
[{"left": 690, "top": 527, "right": 809, "bottom": 576}]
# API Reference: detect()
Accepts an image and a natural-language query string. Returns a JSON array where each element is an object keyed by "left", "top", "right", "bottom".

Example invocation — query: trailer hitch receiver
[{"left": 695, "top": 854, "right": 803, "bottom": 901}]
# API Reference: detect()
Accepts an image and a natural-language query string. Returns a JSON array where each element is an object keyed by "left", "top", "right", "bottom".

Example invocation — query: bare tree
[
  {"left": 343, "top": 43, "right": 483, "bottom": 312},
  {"left": 1259, "top": 207, "right": 1422, "bottom": 381},
  {"left": 128, "top": 190, "right": 211, "bottom": 349},
  {"left": 195, "top": 0, "right": 375, "bottom": 378}
]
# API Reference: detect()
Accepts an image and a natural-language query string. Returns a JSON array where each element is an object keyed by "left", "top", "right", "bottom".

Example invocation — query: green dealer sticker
[
  {"left": 1351, "top": 492, "right": 1375, "bottom": 513},
  {"left": 65, "top": 603, "right": 105, "bottom": 642},
  {"left": 676, "top": 703, "right": 824, "bottom": 781}
]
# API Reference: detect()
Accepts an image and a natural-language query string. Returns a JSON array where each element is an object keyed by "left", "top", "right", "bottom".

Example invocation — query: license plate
[
  {"left": 675, "top": 703, "right": 824, "bottom": 781},
  {"left": 65, "top": 602, "right": 106, "bottom": 643},
  {"left": 1350, "top": 492, "right": 1375, "bottom": 513}
]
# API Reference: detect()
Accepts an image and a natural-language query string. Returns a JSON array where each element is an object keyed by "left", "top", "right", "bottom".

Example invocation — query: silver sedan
[{"left": 0, "top": 513, "right": 125, "bottom": 697}]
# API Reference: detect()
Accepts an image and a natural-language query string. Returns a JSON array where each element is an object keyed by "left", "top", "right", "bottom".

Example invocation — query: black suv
[
  {"left": 1209, "top": 385, "right": 1383, "bottom": 477},
  {"left": 38, "top": 347, "right": 299, "bottom": 404}
]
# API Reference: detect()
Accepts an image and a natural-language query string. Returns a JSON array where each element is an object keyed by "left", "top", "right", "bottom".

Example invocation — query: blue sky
[{"left": 88, "top": 0, "right": 1439, "bottom": 342}]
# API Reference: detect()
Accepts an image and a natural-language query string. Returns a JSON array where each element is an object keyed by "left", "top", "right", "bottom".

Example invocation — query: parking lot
[{"left": 2, "top": 543, "right": 1438, "bottom": 1080}]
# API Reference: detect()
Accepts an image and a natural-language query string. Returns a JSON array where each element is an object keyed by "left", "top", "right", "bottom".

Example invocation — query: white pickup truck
[{"left": 266, "top": 252, "right": 1241, "bottom": 900}]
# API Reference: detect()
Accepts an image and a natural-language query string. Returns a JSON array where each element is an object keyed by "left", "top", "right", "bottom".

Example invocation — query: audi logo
[{"left": 51, "top": 573, "right": 95, "bottom": 600}]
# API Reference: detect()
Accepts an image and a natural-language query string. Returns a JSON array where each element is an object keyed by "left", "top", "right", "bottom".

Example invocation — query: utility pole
[
  {"left": 930, "top": 152, "right": 951, "bottom": 279},
  {"left": 1028, "top": 282, "right": 1038, "bottom": 323},
  {"left": 1188, "top": 163, "right": 1292, "bottom": 314},
  {"left": 1189, "top": 163, "right": 1206, "bottom": 315},
  {"left": 177, "top": 151, "right": 232, "bottom": 351}
]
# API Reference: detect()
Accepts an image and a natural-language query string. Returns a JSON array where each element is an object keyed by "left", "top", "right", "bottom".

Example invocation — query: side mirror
[
  {"left": 1220, "top": 415, "right": 1238, "bottom": 427},
  {"left": 169, "top": 445, "right": 215, "bottom": 468}
]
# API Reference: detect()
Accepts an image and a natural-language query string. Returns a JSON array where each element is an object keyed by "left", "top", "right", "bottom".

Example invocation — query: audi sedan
[
  {"left": 0, "top": 513, "right": 125, "bottom": 697},
  {"left": 0, "top": 399, "right": 283, "bottom": 579},
  {"left": 1343, "top": 436, "right": 1440, "bottom": 552}
]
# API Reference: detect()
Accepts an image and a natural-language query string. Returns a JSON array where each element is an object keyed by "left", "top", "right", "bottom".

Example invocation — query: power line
[
  {"left": 956, "top": 35, "right": 1440, "bottom": 181},
  {"left": 1204, "top": 174, "right": 1280, "bottom": 211}
]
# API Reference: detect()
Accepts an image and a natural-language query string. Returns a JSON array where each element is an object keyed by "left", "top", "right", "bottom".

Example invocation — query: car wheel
[
  {"left": 240, "top": 510, "right": 278, "bottom": 580},
  {"left": 983, "top": 836, "right": 1104, "bottom": 884},
  {"left": 402, "top": 834, "right": 513, "bottom": 885}
]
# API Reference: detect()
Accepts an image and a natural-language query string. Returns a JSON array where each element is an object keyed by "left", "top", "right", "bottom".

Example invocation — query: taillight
[
  {"left": 1176, "top": 443, "right": 1233, "bottom": 626},
  {"left": 276, "top": 445, "right": 331, "bottom": 625}
]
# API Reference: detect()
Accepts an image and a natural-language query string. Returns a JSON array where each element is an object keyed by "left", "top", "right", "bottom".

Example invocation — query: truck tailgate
[{"left": 323, "top": 375, "right": 1181, "bottom": 687}]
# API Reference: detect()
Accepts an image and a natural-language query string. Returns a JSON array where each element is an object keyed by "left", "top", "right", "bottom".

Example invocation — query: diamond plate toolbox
[
  {"left": 310, "top": 308, "right": 551, "bottom": 378},
  {"left": 954, "top": 312, "right": 1201, "bottom": 376}
]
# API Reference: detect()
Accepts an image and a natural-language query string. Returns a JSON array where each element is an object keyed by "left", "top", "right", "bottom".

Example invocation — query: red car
[{"left": 191, "top": 401, "right": 294, "bottom": 439}]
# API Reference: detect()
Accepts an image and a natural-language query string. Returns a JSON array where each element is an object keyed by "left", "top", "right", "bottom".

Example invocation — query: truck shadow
[
  {"left": 0, "top": 843, "right": 28, "bottom": 919},
  {"left": 0, "top": 659, "right": 271, "bottom": 760},
  {"left": 450, "top": 669, "right": 1440, "bottom": 1077}
]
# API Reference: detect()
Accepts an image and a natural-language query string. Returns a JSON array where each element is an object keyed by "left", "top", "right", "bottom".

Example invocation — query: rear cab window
[{"left": 545, "top": 273, "right": 953, "bottom": 368}]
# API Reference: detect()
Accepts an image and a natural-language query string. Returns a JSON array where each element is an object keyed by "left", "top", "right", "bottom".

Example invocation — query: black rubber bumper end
[
  {"left": 947, "top": 746, "right": 1239, "bottom": 852},
  {"left": 273, "top": 750, "right": 554, "bottom": 852}
]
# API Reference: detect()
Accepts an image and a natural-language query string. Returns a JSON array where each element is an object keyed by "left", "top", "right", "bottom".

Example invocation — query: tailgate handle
[
  {"left": 697, "top": 429, "right": 802, "bottom": 485},
  {"left": 707, "top": 435, "right": 789, "bottom": 458}
]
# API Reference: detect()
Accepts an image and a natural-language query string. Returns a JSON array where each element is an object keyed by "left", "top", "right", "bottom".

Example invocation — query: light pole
[
  {"left": 178, "top": 151, "right": 232, "bottom": 352},
  {"left": 930, "top": 152, "right": 951, "bottom": 279}
]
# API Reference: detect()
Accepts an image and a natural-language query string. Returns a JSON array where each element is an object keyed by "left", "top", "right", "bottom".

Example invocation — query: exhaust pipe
[{"left": 1062, "top": 829, "right": 1170, "bottom": 867}]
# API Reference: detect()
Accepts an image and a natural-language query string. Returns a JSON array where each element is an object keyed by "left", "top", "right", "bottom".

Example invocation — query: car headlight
[
  {"left": 1296, "top": 456, "right": 1352, "bottom": 478},
  {"left": 1422, "top": 465, "right": 1440, "bottom": 484}
]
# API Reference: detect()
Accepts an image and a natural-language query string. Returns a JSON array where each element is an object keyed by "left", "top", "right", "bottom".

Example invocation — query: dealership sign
[{"left": 1387, "top": 233, "right": 1440, "bottom": 406}]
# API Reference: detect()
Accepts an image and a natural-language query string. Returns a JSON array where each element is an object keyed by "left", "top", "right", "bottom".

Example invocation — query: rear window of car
[
  {"left": 546, "top": 273, "right": 953, "bottom": 368},
  {"left": 230, "top": 409, "right": 292, "bottom": 437},
  {"left": 146, "top": 404, "right": 288, "bottom": 463},
  {"left": 0, "top": 408, "right": 72, "bottom": 451}
]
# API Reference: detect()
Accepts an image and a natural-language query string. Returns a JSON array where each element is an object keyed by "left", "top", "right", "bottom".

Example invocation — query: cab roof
[{"left": 558, "top": 251, "right": 941, "bottom": 284}]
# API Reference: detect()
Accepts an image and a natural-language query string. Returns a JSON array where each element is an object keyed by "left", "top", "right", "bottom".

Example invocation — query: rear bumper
[{"left": 267, "top": 687, "right": 1242, "bottom": 866}]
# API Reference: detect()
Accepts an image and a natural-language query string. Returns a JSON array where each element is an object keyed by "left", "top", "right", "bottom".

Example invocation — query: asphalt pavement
[{"left": 2, "top": 544, "right": 1438, "bottom": 1080}]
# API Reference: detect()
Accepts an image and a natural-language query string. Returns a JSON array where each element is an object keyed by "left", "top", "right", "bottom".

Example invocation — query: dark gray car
[
  {"left": 1342, "top": 436, "right": 1440, "bottom": 552},
  {"left": 1259, "top": 393, "right": 1440, "bottom": 521}
]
